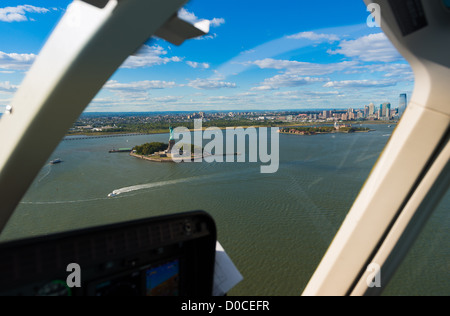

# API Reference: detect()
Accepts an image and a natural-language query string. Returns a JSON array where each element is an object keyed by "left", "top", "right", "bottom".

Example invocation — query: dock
[{"left": 109, "top": 148, "right": 133, "bottom": 153}]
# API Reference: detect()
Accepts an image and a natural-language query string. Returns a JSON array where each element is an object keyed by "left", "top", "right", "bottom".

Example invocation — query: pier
[{"left": 109, "top": 148, "right": 133, "bottom": 153}]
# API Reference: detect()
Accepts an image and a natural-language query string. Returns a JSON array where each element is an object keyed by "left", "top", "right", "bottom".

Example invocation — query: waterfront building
[
  {"left": 369, "top": 103, "right": 375, "bottom": 116},
  {"left": 399, "top": 93, "right": 408, "bottom": 117},
  {"left": 382, "top": 103, "right": 391, "bottom": 119}
]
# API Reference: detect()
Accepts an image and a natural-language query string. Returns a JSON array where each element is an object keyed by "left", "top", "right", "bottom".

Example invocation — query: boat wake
[
  {"left": 20, "top": 197, "right": 108, "bottom": 205},
  {"left": 20, "top": 193, "right": 143, "bottom": 205},
  {"left": 109, "top": 175, "right": 212, "bottom": 197},
  {"left": 37, "top": 164, "right": 52, "bottom": 183},
  {"left": 20, "top": 175, "right": 216, "bottom": 205}
]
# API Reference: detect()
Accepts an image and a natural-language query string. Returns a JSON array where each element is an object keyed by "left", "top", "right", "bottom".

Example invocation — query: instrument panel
[{"left": 0, "top": 211, "right": 216, "bottom": 296}]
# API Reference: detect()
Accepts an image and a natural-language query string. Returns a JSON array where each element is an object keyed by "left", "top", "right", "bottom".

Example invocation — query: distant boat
[
  {"left": 108, "top": 193, "right": 117, "bottom": 198},
  {"left": 50, "top": 158, "right": 62, "bottom": 165}
]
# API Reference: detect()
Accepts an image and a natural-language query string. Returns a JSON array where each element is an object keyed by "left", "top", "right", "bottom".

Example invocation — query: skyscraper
[
  {"left": 385, "top": 103, "right": 391, "bottom": 119},
  {"left": 381, "top": 103, "right": 391, "bottom": 119},
  {"left": 369, "top": 103, "right": 375, "bottom": 116},
  {"left": 364, "top": 105, "right": 369, "bottom": 118},
  {"left": 399, "top": 94, "right": 407, "bottom": 117}
]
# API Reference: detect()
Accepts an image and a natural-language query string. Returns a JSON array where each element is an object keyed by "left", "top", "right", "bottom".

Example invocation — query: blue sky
[{"left": 0, "top": 0, "right": 413, "bottom": 112}]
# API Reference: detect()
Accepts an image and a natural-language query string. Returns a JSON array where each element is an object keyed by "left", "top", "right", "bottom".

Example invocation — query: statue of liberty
[
  {"left": 169, "top": 126, "right": 175, "bottom": 141},
  {"left": 167, "top": 124, "right": 176, "bottom": 153}
]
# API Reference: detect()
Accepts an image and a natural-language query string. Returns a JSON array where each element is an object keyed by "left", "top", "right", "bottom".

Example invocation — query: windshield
[
  {"left": 383, "top": 189, "right": 450, "bottom": 296},
  {"left": 1, "top": 0, "right": 445, "bottom": 296}
]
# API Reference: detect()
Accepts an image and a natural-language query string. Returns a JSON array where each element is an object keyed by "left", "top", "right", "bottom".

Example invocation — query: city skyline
[
  {"left": 74, "top": 93, "right": 407, "bottom": 117},
  {"left": 0, "top": 0, "right": 414, "bottom": 112}
]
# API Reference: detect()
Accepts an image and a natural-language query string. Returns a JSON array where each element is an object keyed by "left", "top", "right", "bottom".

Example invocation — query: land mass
[
  {"left": 131, "top": 142, "right": 207, "bottom": 163},
  {"left": 67, "top": 111, "right": 397, "bottom": 137},
  {"left": 280, "top": 125, "right": 372, "bottom": 136}
]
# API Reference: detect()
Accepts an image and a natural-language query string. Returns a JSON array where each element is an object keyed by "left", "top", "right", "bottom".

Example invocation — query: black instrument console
[{"left": 0, "top": 211, "right": 216, "bottom": 296}]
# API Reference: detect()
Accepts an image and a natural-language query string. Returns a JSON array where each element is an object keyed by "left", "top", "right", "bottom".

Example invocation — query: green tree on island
[{"left": 134, "top": 142, "right": 168, "bottom": 156}]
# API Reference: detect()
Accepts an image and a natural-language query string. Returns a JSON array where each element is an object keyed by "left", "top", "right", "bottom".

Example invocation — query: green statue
[{"left": 169, "top": 126, "right": 175, "bottom": 141}]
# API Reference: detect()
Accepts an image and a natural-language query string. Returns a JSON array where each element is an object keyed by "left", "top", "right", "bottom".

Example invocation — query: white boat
[
  {"left": 108, "top": 193, "right": 117, "bottom": 198},
  {"left": 50, "top": 158, "right": 62, "bottom": 165}
]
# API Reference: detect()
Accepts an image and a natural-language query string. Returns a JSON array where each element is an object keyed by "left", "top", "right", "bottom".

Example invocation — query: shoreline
[
  {"left": 279, "top": 129, "right": 374, "bottom": 136},
  {"left": 130, "top": 152, "right": 240, "bottom": 163},
  {"left": 130, "top": 152, "right": 175, "bottom": 163},
  {"left": 66, "top": 121, "right": 396, "bottom": 138}
]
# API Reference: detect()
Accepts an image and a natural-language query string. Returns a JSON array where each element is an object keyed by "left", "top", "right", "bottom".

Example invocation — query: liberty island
[{"left": 130, "top": 119, "right": 280, "bottom": 174}]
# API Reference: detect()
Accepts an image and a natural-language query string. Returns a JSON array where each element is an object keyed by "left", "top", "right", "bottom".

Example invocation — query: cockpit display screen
[{"left": 146, "top": 259, "right": 179, "bottom": 296}]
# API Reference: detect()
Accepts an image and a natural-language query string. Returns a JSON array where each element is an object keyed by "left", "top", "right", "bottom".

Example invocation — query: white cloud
[
  {"left": 274, "top": 90, "right": 340, "bottom": 97},
  {"left": 210, "top": 18, "right": 225, "bottom": 27},
  {"left": 372, "top": 63, "right": 414, "bottom": 80},
  {"left": 0, "top": 81, "right": 18, "bottom": 93},
  {"left": 204, "top": 93, "right": 264, "bottom": 106},
  {"left": 0, "top": 51, "right": 36, "bottom": 70},
  {"left": 105, "top": 80, "right": 177, "bottom": 91},
  {"left": 302, "top": 90, "right": 341, "bottom": 97},
  {"left": 323, "top": 79, "right": 397, "bottom": 88},
  {"left": 210, "top": 70, "right": 227, "bottom": 81},
  {"left": 337, "top": 62, "right": 413, "bottom": 82},
  {"left": 94, "top": 81, "right": 182, "bottom": 108},
  {"left": 287, "top": 31, "right": 340, "bottom": 42},
  {"left": 271, "top": 91, "right": 303, "bottom": 100},
  {"left": 0, "top": 5, "right": 50, "bottom": 22},
  {"left": 178, "top": 8, "right": 198, "bottom": 24},
  {"left": 247, "top": 58, "right": 357, "bottom": 91},
  {"left": 248, "top": 58, "right": 358, "bottom": 76},
  {"left": 250, "top": 85, "right": 277, "bottom": 91},
  {"left": 252, "top": 75, "right": 325, "bottom": 91},
  {"left": 329, "top": 33, "right": 402, "bottom": 63},
  {"left": 121, "top": 45, "right": 182, "bottom": 69},
  {"left": 178, "top": 8, "right": 225, "bottom": 28},
  {"left": 237, "top": 92, "right": 257, "bottom": 97},
  {"left": 240, "top": 49, "right": 256, "bottom": 55},
  {"left": 152, "top": 96, "right": 184, "bottom": 103},
  {"left": 195, "top": 33, "right": 218, "bottom": 41},
  {"left": 187, "top": 78, "right": 237, "bottom": 90},
  {"left": 186, "top": 61, "right": 210, "bottom": 69},
  {"left": 104, "top": 80, "right": 176, "bottom": 100},
  {"left": 207, "top": 95, "right": 240, "bottom": 102}
]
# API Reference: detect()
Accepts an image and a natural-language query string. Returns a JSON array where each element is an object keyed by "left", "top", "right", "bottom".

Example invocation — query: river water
[{"left": 1, "top": 124, "right": 448, "bottom": 295}]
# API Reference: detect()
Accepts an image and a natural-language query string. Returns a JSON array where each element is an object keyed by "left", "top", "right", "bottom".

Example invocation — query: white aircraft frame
[{"left": 0, "top": 0, "right": 448, "bottom": 296}]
